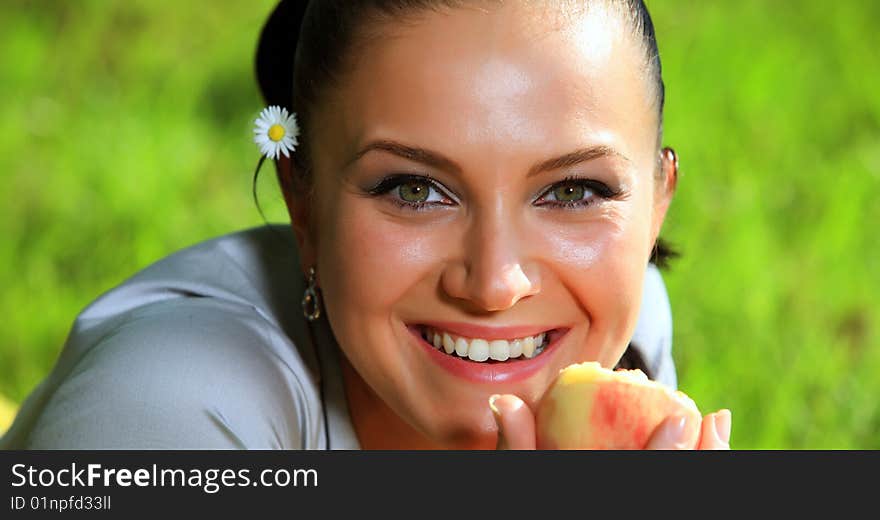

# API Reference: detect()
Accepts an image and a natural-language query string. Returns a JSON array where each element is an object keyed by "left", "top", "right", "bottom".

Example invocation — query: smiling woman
[{"left": 1, "top": 0, "right": 730, "bottom": 450}]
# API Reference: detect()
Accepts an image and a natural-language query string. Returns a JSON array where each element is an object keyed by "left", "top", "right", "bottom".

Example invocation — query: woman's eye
[
  {"left": 537, "top": 179, "right": 601, "bottom": 208},
  {"left": 398, "top": 180, "right": 433, "bottom": 203},
  {"left": 551, "top": 182, "right": 587, "bottom": 203},
  {"left": 367, "top": 174, "right": 454, "bottom": 210}
]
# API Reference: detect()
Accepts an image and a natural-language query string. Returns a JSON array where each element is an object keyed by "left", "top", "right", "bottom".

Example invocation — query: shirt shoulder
[
  {"left": 2, "top": 227, "right": 329, "bottom": 449},
  {"left": 629, "top": 263, "right": 677, "bottom": 389}
]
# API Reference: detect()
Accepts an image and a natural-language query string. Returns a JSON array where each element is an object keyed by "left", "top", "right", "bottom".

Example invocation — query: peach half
[{"left": 535, "top": 362, "right": 702, "bottom": 449}]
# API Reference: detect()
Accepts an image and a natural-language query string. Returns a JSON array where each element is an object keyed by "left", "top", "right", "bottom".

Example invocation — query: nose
[{"left": 441, "top": 208, "right": 541, "bottom": 312}]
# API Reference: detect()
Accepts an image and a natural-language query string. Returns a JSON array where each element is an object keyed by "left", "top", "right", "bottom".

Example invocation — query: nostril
[
  {"left": 438, "top": 251, "right": 540, "bottom": 312},
  {"left": 470, "top": 264, "right": 539, "bottom": 312}
]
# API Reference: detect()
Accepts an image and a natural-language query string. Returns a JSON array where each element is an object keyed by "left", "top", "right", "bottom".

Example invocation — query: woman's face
[{"left": 290, "top": 3, "right": 676, "bottom": 445}]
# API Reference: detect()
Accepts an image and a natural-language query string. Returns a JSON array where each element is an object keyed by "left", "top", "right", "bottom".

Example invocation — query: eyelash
[
  {"left": 534, "top": 175, "right": 621, "bottom": 209},
  {"left": 367, "top": 174, "right": 455, "bottom": 212},
  {"left": 367, "top": 174, "right": 619, "bottom": 211}
]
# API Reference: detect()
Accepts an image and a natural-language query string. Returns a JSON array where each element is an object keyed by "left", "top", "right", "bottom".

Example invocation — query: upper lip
[{"left": 414, "top": 321, "right": 562, "bottom": 341}]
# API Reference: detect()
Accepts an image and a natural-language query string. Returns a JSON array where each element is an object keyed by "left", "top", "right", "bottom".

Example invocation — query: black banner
[{"left": 2, "top": 450, "right": 875, "bottom": 515}]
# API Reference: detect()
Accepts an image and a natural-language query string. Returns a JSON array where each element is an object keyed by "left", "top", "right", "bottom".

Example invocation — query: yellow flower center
[{"left": 268, "top": 124, "right": 285, "bottom": 142}]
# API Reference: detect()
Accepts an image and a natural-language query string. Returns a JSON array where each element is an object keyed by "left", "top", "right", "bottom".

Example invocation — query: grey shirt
[{"left": 1, "top": 225, "right": 676, "bottom": 449}]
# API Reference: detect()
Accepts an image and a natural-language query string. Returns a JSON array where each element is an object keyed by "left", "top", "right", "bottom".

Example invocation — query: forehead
[{"left": 315, "top": 1, "right": 657, "bottom": 170}]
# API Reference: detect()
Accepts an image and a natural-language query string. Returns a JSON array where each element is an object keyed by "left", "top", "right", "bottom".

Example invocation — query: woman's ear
[
  {"left": 650, "top": 147, "right": 679, "bottom": 246},
  {"left": 277, "top": 154, "right": 317, "bottom": 274}
]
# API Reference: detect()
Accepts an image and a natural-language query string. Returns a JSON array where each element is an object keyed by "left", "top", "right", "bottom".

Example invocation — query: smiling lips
[
  {"left": 407, "top": 322, "right": 569, "bottom": 383},
  {"left": 420, "top": 326, "right": 548, "bottom": 362},
  {"left": 413, "top": 323, "right": 565, "bottom": 363}
]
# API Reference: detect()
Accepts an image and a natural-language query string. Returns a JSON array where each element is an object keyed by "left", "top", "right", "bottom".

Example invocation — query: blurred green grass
[{"left": 1, "top": 0, "right": 878, "bottom": 448}]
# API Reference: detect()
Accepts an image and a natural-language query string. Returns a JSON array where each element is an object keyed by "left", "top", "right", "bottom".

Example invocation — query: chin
[{"left": 410, "top": 398, "right": 499, "bottom": 450}]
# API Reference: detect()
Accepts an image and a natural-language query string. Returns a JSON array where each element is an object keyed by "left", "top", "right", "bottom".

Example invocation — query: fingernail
[
  {"left": 715, "top": 409, "right": 731, "bottom": 444},
  {"left": 488, "top": 394, "right": 502, "bottom": 420},
  {"left": 669, "top": 414, "right": 688, "bottom": 444},
  {"left": 488, "top": 395, "right": 505, "bottom": 443},
  {"left": 652, "top": 414, "right": 690, "bottom": 449}
]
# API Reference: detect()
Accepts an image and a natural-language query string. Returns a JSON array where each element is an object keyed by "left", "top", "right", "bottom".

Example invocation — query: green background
[{"left": 1, "top": 0, "right": 878, "bottom": 448}]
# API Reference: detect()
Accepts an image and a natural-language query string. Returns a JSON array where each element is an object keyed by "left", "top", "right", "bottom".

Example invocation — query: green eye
[
  {"left": 398, "top": 181, "right": 431, "bottom": 203},
  {"left": 552, "top": 182, "right": 585, "bottom": 202}
]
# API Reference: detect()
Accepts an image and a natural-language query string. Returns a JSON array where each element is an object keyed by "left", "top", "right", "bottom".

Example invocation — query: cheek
[
  {"left": 316, "top": 200, "right": 441, "bottom": 325},
  {"left": 538, "top": 202, "right": 652, "bottom": 275},
  {"left": 534, "top": 202, "right": 653, "bottom": 362}
]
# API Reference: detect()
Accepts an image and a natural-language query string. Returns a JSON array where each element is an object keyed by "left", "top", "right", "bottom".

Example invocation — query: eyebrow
[{"left": 350, "top": 139, "right": 629, "bottom": 177}]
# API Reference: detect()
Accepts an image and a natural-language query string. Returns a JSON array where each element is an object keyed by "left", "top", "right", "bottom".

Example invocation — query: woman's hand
[{"left": 490, "top": 394, "right": 731, "bottom": 450}]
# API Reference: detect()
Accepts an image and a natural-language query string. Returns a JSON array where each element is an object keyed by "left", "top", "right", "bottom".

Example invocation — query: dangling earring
[{"left": 302, "top": 266, "right": 322, "bottom": 322}]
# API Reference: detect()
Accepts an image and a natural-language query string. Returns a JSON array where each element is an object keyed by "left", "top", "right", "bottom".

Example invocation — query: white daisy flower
[{"left": 253, "top": 105, "right": 299, "bottom": 160}]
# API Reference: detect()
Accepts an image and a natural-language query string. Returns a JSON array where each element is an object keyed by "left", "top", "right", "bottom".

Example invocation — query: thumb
[
  {"left": 645, "top": 413, "right": 700, "bottom": 450},
  {"left": 489, "top": 394, "right": 536, "bottom": 450}
]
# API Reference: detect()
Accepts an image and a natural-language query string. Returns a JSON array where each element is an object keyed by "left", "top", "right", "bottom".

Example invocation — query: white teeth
[
  {"left": 455, "top": 337, "right": 469, "bottom": 357},
  {"left": 489, "top": 340, "right": 510, "bottom": 361},
  {"left": 421, "top": 326, "right": 553, "bottom": 363},
  {"left": 442, "top": 333, "right": 455, "bottom": 354},
  {"left": 509, "top": 339, "right": 523, "bottom": 358},
  {"left": 468, "top": 339, "right": 490, "bottom": 362},
  {"left": 522, "top": 336, "right": 536, "bottom": 358}
]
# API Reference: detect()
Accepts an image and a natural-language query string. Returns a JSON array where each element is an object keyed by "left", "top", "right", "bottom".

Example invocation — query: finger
[
  {"left": 697, "top": 409, "right": 732, "bottom": 450},
  {"left": 645, "top": 413, "right": 700, "bottom": 450},
  {"left": 489, "top": 394, "right": 536, "bottom": 450}
]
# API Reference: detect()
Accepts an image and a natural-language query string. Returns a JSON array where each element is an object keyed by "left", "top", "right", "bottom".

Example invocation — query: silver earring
[{"left": 302, "top": 266, "right": 322, "bottom": 322}]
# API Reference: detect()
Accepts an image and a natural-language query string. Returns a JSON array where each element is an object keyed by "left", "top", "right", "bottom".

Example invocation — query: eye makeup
[
  {"left": 362, "top": 171, "right": 625, "bottom": 212},
  {"left": 366, "top": 173, "right": 458, "bottom": 212},
  {"left": 534, "top": 175, "right": 624, "bottom": 210}
]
